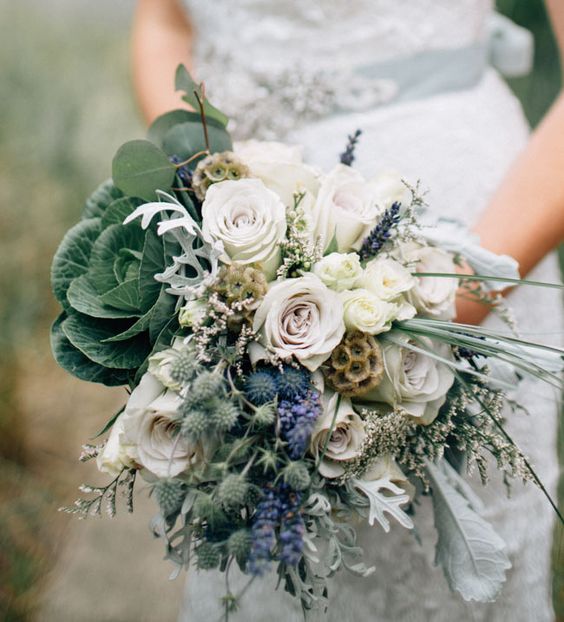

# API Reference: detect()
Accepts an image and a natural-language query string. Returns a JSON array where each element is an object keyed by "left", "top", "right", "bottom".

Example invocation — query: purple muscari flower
[
  {"left": 279, "top": 491, "right": 305, "bottom": 567},
  {"left": 358, "top": 202, "right": 402, "bottom": 260},
  {"left": 248, "top": 485, "right": 305, "bottom": 575},
  {"left": 278, "top": 388, "right": 322, "bottom": 459},
  {"left": 169, "top": 155, "right": 193, "bottom": 188},
  {"left": 248, "top": 486, "right": 282, "bottom": 576},
  {"left": 339, "top": 129, "right": 363, "bottom": 166}
]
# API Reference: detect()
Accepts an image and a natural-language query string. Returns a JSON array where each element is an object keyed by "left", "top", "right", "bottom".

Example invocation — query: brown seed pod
[
  {"left": 324, "top": 331, "right": 384, "bottom": 397},
  {"left": 192, "top": 152, "right": 250, "bottom": 200}
]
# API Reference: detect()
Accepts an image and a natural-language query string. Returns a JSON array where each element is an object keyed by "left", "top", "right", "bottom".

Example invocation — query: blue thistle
[
  {"left": 278, "top": 388, "right": 322, "bottom": 459},
  {"left": 245, "top": 370, "right": 278, "bottom": 405},
  {"left": 359, "top": 202, "right": 402, "bottom": 260},
  {"left": 273, "top": 366, "right": 310, "bottom": 401},
  {"left": 339, "top": 129, "right": 362, "bottom": 166}
]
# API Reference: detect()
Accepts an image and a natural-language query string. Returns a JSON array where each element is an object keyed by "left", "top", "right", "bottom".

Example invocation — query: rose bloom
[
  {"left": 313, "top": 252, "right": 363, "bottom": 292},
  {"left": 252, "top": 274, "right": 345, "bottom": 371},
  {"left": 201, "top": 178, "right": 287, "bottom": 280},
  {"left": 234, "top": 139, "right": 320, "bottom": 208},
  {"left": 105, "top": 372, "right": 208, "bottom": 478},
  {"left": 360, "top": 256, "right": 415, "bottom": 301},
  {"left": 313, "top": 166, "right": 406, "bottom": 253},
  {"left": 364, "top": 333, "right": 455, "bottom": 424},
  {"left": 398, "top": 242, "right": 458, "bottom": 320},
  {"left": 96, "top": 415, "right": 134, "bottom": 478},
  {"left": 147, "top": 338, "right": 188, "bottom": 392},
  {"left": 339, "top": 288, "right": 399, "bottom": 335},
  {"left": 310, "top": 393, "right": 366, "bottom": 478}
]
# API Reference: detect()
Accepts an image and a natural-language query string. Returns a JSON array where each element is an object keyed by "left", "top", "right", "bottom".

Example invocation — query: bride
[{"left": 131, "top": 1, "right": 564, "bottom": 620}]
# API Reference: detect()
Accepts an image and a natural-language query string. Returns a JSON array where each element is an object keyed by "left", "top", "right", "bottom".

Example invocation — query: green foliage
[
  {"left": 51, "top": 183, "right": 177, "bottom": 385},
  {"left": 112, "top": 139, "right": 176, "bottom": 202},
  {"left": 175, "top": 64, "right": 229, "bottom": 128}
]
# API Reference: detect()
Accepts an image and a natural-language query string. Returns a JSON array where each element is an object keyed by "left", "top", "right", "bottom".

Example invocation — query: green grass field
[{"left": 0, "top": 0, "right": 561, "bottom": 620}]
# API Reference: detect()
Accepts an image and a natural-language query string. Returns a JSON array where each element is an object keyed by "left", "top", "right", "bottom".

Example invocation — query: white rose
[
  {"left": 252, "top": 274, "right": 345, "bottom": 371},
  {"left": 313, "top": 165, "right": 379, "bottom": 253},
  {"left": 360, "top": 257, "right": 415, "bottom": 301},
  {"left": 234, "top": 140, "right": 320, "bottom": 207},
  {"left": 147, "top": 338, "right": 188, "bottom": 392},
  {"left": 96, "top": 415, "right": 133, "bottom": 477},
  {"left": 398, "top": 242, "right": 458, "bottom": 320},
  {"left": 364, "top": 333, "right": 455, "bottom": 424},
  {"left": 310, "top": 393, "right": 366, "bottom": 478},
  {"left": 340, "top": 288, "right": 398, "bottom": 335},
  {"left": 178, "top": 298, "right": 207, "bottom": 328},
  {"left": 120, "top": 373, "right": 207, "bottom": 478},
  {"left": 201, "top": 179, "right": 287, "bottom": 280},
  {"left": 313, "top": 167, "right": 406, "bottom": 253},
  {"left": 313, "top": 252, "right": 363, "bottom": 292}
]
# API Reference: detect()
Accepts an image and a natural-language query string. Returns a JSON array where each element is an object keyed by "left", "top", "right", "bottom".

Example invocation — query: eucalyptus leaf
[
  {"left": 161, "top": 121, "right": 232, "bottom": 167},
  {"left": 51, "top": 314, "right": 130, "bottom": 386},
  {"left": 175, "top": 64, "right": 229, "bottom": 128},
  {"left": 82, "top": 179, "right": 123, "bottom": 220},
  {"left": 112, "top": 139, "right": 176, "bottom": 202},
  {"left": 51, "top": 218, "right": 102, "bottom": 309},
  {"left": 62, "top": 311, "right": 151, "bottom": 370},
  {"left": 67, "top": 275, "right": 140, "bottom": 319},
  {"left": 147, "top": 109, "right": 226, "bottom": 149},
  {"left": 426, "top": 460, "right": 511, "bottom": 602}
]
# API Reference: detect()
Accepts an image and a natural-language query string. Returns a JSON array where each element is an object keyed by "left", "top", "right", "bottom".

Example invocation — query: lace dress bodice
[{"left": 183, "top": 0, "right": 493, "bottom": 138}]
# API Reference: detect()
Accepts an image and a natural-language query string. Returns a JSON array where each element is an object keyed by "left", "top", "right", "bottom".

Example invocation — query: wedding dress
[{"left": 178, "top": 2, "right": 562, "bottom": 620}]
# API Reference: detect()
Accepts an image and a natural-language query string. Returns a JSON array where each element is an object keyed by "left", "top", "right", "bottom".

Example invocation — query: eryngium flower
[{"left": 324, "top": 331, "right": 384, "bottom": 397}]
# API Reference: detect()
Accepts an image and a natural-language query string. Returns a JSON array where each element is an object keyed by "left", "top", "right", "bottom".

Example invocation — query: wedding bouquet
[{"left": 51, "top": 67, "right": 563, "bottom": 617}]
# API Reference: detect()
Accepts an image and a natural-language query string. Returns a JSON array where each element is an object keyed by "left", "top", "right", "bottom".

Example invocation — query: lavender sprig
[
  {"left": 278, "top": 387, "right": 322, "bottom": 459},
  {"left": 358, "top": 201, "right": 401, "bottom": 260},
  {"left": 339, "top": 129, "right": 362, "bottom": 166}
]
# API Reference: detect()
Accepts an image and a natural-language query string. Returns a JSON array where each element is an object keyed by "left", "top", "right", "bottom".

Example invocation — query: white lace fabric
[{"left": 179, "top": 2, "right": 560, "bottom": 620}]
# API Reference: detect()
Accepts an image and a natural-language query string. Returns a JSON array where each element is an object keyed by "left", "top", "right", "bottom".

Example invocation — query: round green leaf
[
  {"left": 112, "top": 139, "right": 176, "bottom": 202},
  {"left": 162, "top": 121, "right": 232, "bottom": 168},
  {"left": 147, "top": 109, "right": 225, "bottom": 149}
]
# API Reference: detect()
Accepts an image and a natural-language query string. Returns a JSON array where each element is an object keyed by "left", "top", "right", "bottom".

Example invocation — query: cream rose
[
  {"left": 340, "top": 288, "right": 398, "bottom": 335},
  {"left": 147, "top": 338, "right": 188, "bottom": 392},
  {"left": 234, "top": 140, "right": 320, "bottom": 208},
  {"left": 252, "top": 274, "right": 345, "bottom": 371},
  {"left": 201, "top": 179, "right": 287, "bottom": 280},
  {"left": 360, "top": 256, "right": 415, "bottom": 301},
  {"left": 364, "top": 333, "right": 455, "bottom": 424},
  {"left": 398, "top": 242, "right": 458, "bottom": 320},
  {"left": 178, "top": 298, "right": 207, "bottom": 329},
  {"left": 310, "top": 393, "right": 366, "bottom": 478},
  {"left": 96, "top": 415, "right": 134, "bottom": 477},
  {"left": 313, "top": 167, "right": 405, "bottom": 253},
  {"left": 313, "top": 252, "right": 363, "bottom": 292},
  {"left": 120, "top": 373, "right": 207, "bottom": 478}
]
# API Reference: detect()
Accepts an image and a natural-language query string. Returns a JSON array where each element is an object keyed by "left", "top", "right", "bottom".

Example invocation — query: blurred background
[{"left": 0, "top": 0, "right": 562, "bottom": 620}]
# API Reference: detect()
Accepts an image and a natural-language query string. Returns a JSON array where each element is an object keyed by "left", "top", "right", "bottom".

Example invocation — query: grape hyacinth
[
  {"left": 248, "top": 485, "right": 282, "bottom": 576},
  {"left": 358, "top": 201, "right": 402, "bottom": 260},
  {"left": 339, "top": 129, "right": 362, "bottom": 166},
  {"left": 278, "top": 387, "right": 322, "bottom": 459},
  {"left": 248, "top": 484, "right": 304, "bottom": 575},
  {"left": 169, "top": 154, "right": 193, "bottom": 188}
]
